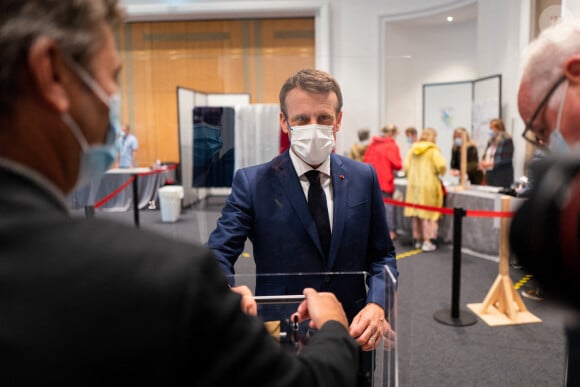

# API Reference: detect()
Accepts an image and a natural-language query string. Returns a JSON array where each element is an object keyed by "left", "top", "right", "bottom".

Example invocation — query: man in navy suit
[{"left": 208, "top": 68, "right": 399, "bottom": 385}]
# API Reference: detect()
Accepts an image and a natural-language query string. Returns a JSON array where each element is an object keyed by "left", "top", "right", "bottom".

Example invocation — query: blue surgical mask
[
  {"left": 488, "top": 130, "right": 495, "bottom": 138},
  {"left": 406, "top": 137, "right": 413, "bottom": 144},
  {"left": 549, "top": 129, "right": 570, "bottom": 153},
  {"left": 62, "top": 59, "right": 120, "bottom": 189},
  {"left": 454, "top": 138, "right": 462, "bottom": 147},
  {"left": 549, "top": 81, "right": 570, "bottom": 154}
]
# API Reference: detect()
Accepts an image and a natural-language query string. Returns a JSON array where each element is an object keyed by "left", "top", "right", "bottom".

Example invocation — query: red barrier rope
[
  {"left": 94, "top": 165, "right": 514, "bottom": 219},
  {"left": 383, "top": 197, "right": 514, "bottom": 218},
  {"left": 464, "top": 209, "right": 513, "bottom": 218},
  {"left": 93, "top": 165, "right": 178, "bottom": 208},
  {"left": 94, "top": 176, "right": 135, "bottom": 208},
  {"left": 383, "top": 197, "right": 454, "bottom": 215}
]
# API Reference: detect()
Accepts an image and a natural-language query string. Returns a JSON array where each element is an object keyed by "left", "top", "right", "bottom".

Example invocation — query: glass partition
[{"left": 228, "top": 267, "right": 398, "bottom": 387}]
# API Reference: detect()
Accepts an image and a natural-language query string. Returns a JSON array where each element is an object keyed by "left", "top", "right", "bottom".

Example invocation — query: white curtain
[{"left": 234, "top": 104, "right": 281, "bottom": 171}]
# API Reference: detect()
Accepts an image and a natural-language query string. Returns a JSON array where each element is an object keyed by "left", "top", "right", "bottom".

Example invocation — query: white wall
[
  {"left": 323, "top": 0, "right": 479, "bottom": 153},
  {"left": 563, "top": 0, "right": 580, "bottom": 20},
  {"left": 384, "top": 20, "right": 477, "bottom": 157},
  {"left": 478, "top": 0, "right": 528, "bottom": 178}
]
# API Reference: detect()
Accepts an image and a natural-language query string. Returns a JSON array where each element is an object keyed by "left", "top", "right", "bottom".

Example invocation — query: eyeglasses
[{"left": 522, "top": 75, "right": 567, "bottom": 149}]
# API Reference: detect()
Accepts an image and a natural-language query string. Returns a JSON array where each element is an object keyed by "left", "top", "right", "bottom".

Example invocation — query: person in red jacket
[{"left": 364, "top": 124, "right": 403, "bottom": 240}]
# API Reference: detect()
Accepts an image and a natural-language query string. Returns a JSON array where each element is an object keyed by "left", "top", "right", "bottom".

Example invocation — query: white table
[{"left": 392, "top": 179, "right": 524, "bottom": 257}]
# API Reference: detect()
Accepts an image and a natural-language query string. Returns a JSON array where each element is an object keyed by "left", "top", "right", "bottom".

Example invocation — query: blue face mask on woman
[{"left": 61, "top": 58, "right": 121, "bottom": 189}]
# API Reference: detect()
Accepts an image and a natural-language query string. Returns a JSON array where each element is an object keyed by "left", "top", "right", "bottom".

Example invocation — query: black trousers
[{"left": 566, "top": 323, "right": 580, "bottom": 387}]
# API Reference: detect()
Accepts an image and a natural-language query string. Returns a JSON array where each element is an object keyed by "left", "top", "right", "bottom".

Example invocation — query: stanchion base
[{"left": 433, "top": 309, "right": 478, "bottom": 327}]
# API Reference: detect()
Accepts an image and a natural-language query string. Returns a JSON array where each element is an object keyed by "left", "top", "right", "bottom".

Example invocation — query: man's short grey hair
[
  {"left": 0, "top": 0, "right": 124, "bottom": 108},
  {"left": 520, "top": 18, "right": 580, "bottom": 109}
]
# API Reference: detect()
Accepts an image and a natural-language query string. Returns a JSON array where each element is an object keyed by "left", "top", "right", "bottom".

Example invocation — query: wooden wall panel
[
  {"left": 259, "top": 19, "right": 316, "bottom": 104},
  {"left": 118, "top": 18, "right": 314, "bottom": 166}
]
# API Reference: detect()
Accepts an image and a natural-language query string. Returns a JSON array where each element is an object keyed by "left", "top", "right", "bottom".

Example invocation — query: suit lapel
[
  {"left": 273, "top": 152, "right": 325, "bottom": 259},
  {"left": 328, "top": 154, "right": 346, "bottom": 270}
]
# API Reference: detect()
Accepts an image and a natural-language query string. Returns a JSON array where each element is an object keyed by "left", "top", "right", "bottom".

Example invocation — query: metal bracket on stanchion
[{"left": 434, "top": 207, "right": 477, "bottom": 327}]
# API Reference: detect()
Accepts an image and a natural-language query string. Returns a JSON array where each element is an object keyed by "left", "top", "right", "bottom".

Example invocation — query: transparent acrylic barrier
[{"left": 228, "top": 267, "right": 398, "bottom": 387}]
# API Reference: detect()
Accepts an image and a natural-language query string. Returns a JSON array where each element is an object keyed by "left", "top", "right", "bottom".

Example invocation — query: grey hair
[
  {"left": 279, "top": 68, "right": 343, "bottom": 117},
  {"left": 0, "top": 0, "right": 124, "bottom": 108},
  {"left": 520, "top": 18, "right": 580, "bottom": 109}
]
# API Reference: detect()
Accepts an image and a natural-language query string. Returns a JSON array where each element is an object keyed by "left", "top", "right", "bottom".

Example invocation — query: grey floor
[{"left": 79, "top": 200, "right": 574, "bottom": 387}]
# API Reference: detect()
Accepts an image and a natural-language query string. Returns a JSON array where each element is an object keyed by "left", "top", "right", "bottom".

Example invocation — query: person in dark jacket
[
  {"left": 0, "top": 1, "right": 358, "bottom": 385},
  {"left": 479, "top": 118, "right": 514, "bottom": 188},
  {"left": 449, "top": 127, "right": 484, "bottom": 185}
]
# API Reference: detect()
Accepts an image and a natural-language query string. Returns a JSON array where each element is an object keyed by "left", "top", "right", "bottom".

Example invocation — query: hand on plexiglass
[{"left": 349, "top": 303, "right": 386, "bottom": 352}]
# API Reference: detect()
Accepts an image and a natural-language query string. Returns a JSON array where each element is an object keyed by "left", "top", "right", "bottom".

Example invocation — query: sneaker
[
  {"left": 413, "top": 240, "right": 422, "bottom": 249},
  {"left": 521, "top": 288, "right": 544, "bottom": 301},
  {"left": 422, "top": 241, "right": 436, "bottom": 252},
  {"left": 510, "top": 261, "right": 524, "bottom": 270}
]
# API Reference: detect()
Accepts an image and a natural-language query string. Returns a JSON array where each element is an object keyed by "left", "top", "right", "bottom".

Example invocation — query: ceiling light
[{"left": 447, "top": 16, "right": 454, "bottom": 22}]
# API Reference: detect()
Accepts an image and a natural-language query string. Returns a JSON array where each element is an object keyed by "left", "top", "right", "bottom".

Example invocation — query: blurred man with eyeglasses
[
  {"left": 512, "top": 18, "right": 580, "bottom": 387},
  {"left": 518, "top": 26, "right": 580, "bottom": 152}
]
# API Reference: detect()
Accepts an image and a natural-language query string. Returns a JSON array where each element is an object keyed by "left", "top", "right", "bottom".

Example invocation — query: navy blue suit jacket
[{"left": 207, "top": 151, "right": 398, "bottom": 321}]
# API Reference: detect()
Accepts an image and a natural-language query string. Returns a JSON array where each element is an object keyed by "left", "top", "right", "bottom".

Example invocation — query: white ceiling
[{"left": 395, "top": 2, "right": 477, "bottom": 26}]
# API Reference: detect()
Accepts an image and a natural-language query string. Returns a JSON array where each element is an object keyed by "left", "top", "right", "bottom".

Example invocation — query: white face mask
[{"left": 289, "top": 123, "right": 335, "bottom": 166}]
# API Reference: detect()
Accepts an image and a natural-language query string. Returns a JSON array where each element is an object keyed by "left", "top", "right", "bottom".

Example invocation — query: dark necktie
[{"left": 305, "top": 170, "right": 331, "bottom": 257}]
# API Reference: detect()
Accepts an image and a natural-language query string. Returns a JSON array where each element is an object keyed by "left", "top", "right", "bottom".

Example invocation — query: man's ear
[
  {"left": 28, "top": 37, "right": 69, "bottom": 112},
  {"left": 335, "top": 111, "right": 343, "bottom": 132},
  {"left": 280, "top": 112, "right": 290, "bottom": 134},
  {"left": 564, "top": 54, "right": 580, "bottom": 84}
]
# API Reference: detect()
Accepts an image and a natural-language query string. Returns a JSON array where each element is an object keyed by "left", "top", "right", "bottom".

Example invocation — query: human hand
[
  {"left": 382, "top": 319, "right": 397, "bottom": 350},
  {"left": 348, "top": 303, "right": 385, "bottom": 351},
  {"left": 479, "top": 160, "right": 492, "bottom": 170},
  {"left": 292, "top": 288, "right": 349, "bottom": 330},
  {"left": 230, "top": 285, "right": 257, "bottom": 316}
]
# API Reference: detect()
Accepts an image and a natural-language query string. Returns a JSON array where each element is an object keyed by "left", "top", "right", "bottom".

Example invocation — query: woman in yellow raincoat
[{"left": 403, "top": 128, "right": 447, "bottom": 252}]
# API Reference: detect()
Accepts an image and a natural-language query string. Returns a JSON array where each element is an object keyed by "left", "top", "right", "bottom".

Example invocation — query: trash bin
[{"left": 158, "top": 185, "right": 183, "bottom": 222}]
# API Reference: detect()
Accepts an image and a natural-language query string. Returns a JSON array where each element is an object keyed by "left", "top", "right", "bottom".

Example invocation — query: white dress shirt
[{"left": 289, "top": 149, "right": 334, "bottom": 232}]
